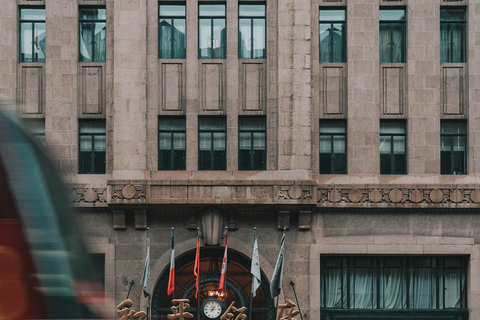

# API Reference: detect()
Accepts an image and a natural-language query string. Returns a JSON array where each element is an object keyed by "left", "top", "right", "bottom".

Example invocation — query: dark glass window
[
  {"left": 321, "top": 256, "right": 468, "bottom": 313},
  {"left": 379, "top": 9, "right": 406, "bottom": 63},
  {"left": 159, "top": 3, "right": 186, "bottom": 59},
  {"left": 239, "top": 117, "right": 266, "bottom": 170},
  {"left": 441, "top": 121, "right": 466, "bottom": 175},
  {"left": 79, "top": 8, "right": 106, "bottom": 62},
  {"left": 380, "top": 121, "right": 406, "bottom": 174},
  {"left": 239, "top": 4, "right": 266, "bottom": 59},
  {"left": 158, "top": 117, "right": 186, "bottom": 170},
  {"left": 199, "top": 117, "right": 226, "bottom": 170},
  {"left": 199, "top": 4, "right": 226, "bottom": 59},
  {"left": 20, "top": 8, "right": 46, "bottom": 62},
  {"left": 79, "top": 120, "right": 106, "bottom": 174},
  {"left": 319, "top": 120, "right": 346, "bottom": 174},
  {"left": 319, "top": 9, "right": 346, "bottom": 63},
  {"left": 440, "top": 8, "right": 466, "bottom": 63}
]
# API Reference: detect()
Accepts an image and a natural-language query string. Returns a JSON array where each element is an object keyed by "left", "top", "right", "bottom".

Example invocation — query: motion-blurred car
[{"left": 0, "top": 99, "right": 111, "bottom": 319}]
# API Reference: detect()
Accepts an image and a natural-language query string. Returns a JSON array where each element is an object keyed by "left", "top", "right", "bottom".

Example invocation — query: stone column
[
  {"left": 347, "top": 0, "right": 380, "bottom": 174},
  {"left": 113, "top": 0, "right": 148, "bottom": 179},
  {"left": 277, "top": 0, "right": 312, "bottom": 171}
]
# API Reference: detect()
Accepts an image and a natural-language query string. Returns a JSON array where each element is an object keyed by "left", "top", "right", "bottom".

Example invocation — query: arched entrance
[{"left": 151, "top": 247, "right": 275, "bottom": 320}]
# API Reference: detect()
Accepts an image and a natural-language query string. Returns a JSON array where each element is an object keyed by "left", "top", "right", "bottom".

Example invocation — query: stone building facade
[{"left": 1, "top": 0, "right": 480, "bottom": 319}]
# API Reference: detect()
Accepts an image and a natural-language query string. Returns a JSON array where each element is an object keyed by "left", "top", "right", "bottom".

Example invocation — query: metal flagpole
[
  {"left": 290, "top": 281, "right": 304, "bottom": 320},
  {"left": 197, "top": 228, "right": 201, "bottom": 320}
]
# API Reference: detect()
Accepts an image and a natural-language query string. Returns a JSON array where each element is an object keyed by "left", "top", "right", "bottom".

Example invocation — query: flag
[
  {"left": 167, "top": 228, "right": 175, "bottom": 296},
  {"left": 140, "top": 227, "right": 150, "bottom": 296},
  {"left": 270, "top": 229, "right": 285, "bottom": 299},
  {"left": 218, "top": 229, "right": 228, "bottom": 294},
  {"left": 194, "top": 229, "right": 201, "bottom": 298},
  {"left": 250, "top": 228, "right": 261, "bottom": 297}
]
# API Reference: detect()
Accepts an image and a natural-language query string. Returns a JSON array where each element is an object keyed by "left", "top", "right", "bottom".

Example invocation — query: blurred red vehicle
[{"left": 0, "top": 100, "right": 112, "bottom": 319}]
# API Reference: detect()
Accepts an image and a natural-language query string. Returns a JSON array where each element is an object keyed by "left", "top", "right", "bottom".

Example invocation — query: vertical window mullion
[
  {"left": 171, "top": 18, "right": 175, "bottom": 58},
  {"left": 90, "top": 135, "right": 95, "bottom": 173}
]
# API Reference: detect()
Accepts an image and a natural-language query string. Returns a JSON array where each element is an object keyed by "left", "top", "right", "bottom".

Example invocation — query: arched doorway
[{"left": 151, "top": 247, "right": 275, "bottom": 320}]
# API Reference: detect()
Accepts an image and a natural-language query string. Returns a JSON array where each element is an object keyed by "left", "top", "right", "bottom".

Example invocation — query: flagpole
[{"left": 196, "top": 227, "right": 201, "bottom": 320}]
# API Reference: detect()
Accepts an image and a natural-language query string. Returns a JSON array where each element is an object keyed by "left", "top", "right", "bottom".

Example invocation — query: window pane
[
  {"left": 199, "top": 19, "right": 212, "bottom": 58},
  {"left": 199, "top": 132, "right": 211, "bottom": 151},
  {"left": 444, "top": 269, "right": 463, "bottom": 308},
  {"left": 239, "top": 132, "right": 251, "bottom": 150},
  {"left": 380, "top": 9, "right": 405, "bottom": 21},
  {"left": 409, "top": 268, "right": 436, "bottom": 309},
  {"left": 319, "top": 24, "right": 332, "bottom": 63},
  {"left": 80, "top": 121, "right": 106, "bottom": 133},
  {"left": 350, "top": 268, "right": 376, "bottom": 308},
  {"left": 333, "top": 135, "right": 345, "bottom": 153},
  {"left": 324, "top": 269, "right": 343, "bottom": 308},
  {"left": 213, "top": 132, "right": 225, "bottom": 150},
  {"left": 253, "top": 132, "right": 265, "bottom": 150},
  {"left": 159, "top": 117, "right": 186, "bottom": 131},
  {"left": 441, "top": 9, "right": 465, "bottom": 21},
  {"left": 173, "top": 132, "right": 185, "bottom": 150},
  {"left": 239, "top": 118, "right": 266, "bottom": 130},
  {"left": 239, "top": 5, "right": 265, "bottom": 17},
  {"left": 441, "top": 121, "right": 466, "bottom": 134},
  {"left": 393, "top": 136, "right": 406, "bottom": 154},
  {"left": 21, "top": 8, "right": 45, "bottom": 20},
  {"left": 380, "top": 121, "right": 406, "bottom": 134},
  {"left": 159, "top": 5, "right": 185, "bottom": 17},
  {"left": 199, "top": 118, "right": 225, "bottom": 130},
  {"left": 159, "top": 132, "right": 171, "bottom": 150},
  {"left": 252, "top": 19, "right": 266, "bottom": 59},
  {"left": 93, "top": 135, "right": 106, "bottom": 152},
  {"left": 380, "top": 268, "right": 406, "bottom": 309},
  {"left": 79, "top": 8, "right": 106, "bottom": 20},
  {"left": 80, "top": 136, "right": 92, "bottom": 152},
  {"left": 319, "top": 135, "right": 332, "bottom": 153},
  {"left": 173, "top": 19, "right": 186, "bottom": 59},
  {"left": 319, "top": 10, "right": 345, "bottom": 21},
  {"left": 199, "top": 5, "right": 225, "bottom": 17},
  {"left": 79, "top": 22, "right": 106, "bottom": 62},
  {"left": 320, "top": 121, "right": 346, "bottom": 133},
  {"left": 239, "top": 19, "right": 251, "bottom": 59},
  {"left": 331, "top": 23, "right": 345, "bottom": 63},
  {"left": 213, "top": 19, "right": 226, "bottom": 59},
  {"left": 380, "top": 136, "right": 391, "bottom": 154},
  {"left": 93, "top": 151, "right": 106, "bottom": 174}
]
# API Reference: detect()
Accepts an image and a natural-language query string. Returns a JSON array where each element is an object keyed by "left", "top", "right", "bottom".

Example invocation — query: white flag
[
  {"left": 270, "top": 229, "right": 285, "bottom": 299},
  {"left": 250, "top": 228, "right": 261, "bottom": 297},
  {"left": 140, "top": 227, "right": 150, "bottom": 296}
]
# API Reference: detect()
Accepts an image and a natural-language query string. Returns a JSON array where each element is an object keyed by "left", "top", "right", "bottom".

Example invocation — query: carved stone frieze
[
  {"left": 277, "top": 185, "right": 312, "bottom": 200},
  {"left": 318, "top": 186, "right": 480, "bottom": 206},
  {"left": 67, "top": 187, "right": 107, "bottom": 205},
  {"left": 111, "top": 184, "right": 146, "bottom": 202}
]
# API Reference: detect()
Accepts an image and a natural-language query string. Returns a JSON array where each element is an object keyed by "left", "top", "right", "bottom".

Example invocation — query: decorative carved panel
[
  {"left": 318, "top": 186, "right": 480, "bottom": 205},
  {"left": 321, "top": 66, "right": 345, "bottom": 115},
  {"left": 201, "top": 63, "right": 224, "bottom": 112},
  {"left": 241, "top": 62, "right": 265, "bottom": 112},
  {"left": 160, "top": 63, "right": 184, "bottom": 112},
  {"left": 20, "top": 66, "right": 43, "bottom": 115},
  {"left": 442, "top": 66, "right": 464, "bottom": 115},
  {"left": 381, "top": 66, "right": 404, "bottom": 115},
  {"left": 80, "top": 66, "right": 103, "bottom": 115}
]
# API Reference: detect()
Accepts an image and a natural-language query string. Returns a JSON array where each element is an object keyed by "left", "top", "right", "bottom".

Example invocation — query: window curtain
[
  {"left": 380, "top": 268, "right": 406, "bottom": 309},
  {"left": 323, "top": 269, "right": 344, "bottom": 308},
  {"left": 80, "top": 22, "right": 106, "bottom": 62},
  {"left": 380, "top": 24, "right": 404, "bottom": 63},
  {"left": 443, "top": 269, "right": 465, "bottom": 308},
  {"left": 440, "top": 23, "right": 464, "bottom": 63},
  {"left": 350, "top": 268, "right": 376, "bottom": 309},
  {"left": 410, "top": 268, "right": 436, "bottom": 309}
]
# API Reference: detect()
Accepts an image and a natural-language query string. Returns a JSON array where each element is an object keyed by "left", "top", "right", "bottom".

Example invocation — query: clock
[{"left": 200, "top": 298, "right": 224, "bottom": 320}]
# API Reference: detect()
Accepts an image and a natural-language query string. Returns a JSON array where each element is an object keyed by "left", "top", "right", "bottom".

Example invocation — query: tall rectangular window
[
  {"left": 441, "top": 121, "right": 466, "bottom": 174},
  {"left": 79, "top": 8, "right": 106, "bottom": 62},
  {"left": 239, "top": 4, "right": 266, "bottom": 59},
  {"left": 79, "top": 120, "right": 106, "bottom": 174},
  {"left": 239, "top": 117, "right": 266, "bottom": 170},
  {"left": 319, "top": 9, "right": 346, "bottom": 63},
  {"left": 380, "top": 121, "right": 406, "bottom": 174},
  {"left": 379, "top": 9, "right": 406, "bottom": 63},
  {"left": 199, "top": 4, "right": 226, "bottom": 59},
  {"left": 440, "top": 8, "right": 466, "bottom": 63},
  {"left": 20, "top": 8, "right": 45, "bottom": 62},
  {"left": 158, "top": 117, "right": 186, "bottom": 170},
  {"left": 199, "top": 117, "right": 226, "bottom": 170},
  {"left": 319, "top": 120, "right": 346, "bottom": 174},
  {"left": 159, "top": 3, "right": 186, "bottom": 59}
]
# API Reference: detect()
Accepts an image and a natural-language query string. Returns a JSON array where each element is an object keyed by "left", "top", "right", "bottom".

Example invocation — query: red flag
[
  {"left": 167, "top": 228, "right": 175, "bottom": 295},
  {"left": 218, "top": 229, "right": 228, "bottom": 294},
  {"left": 194, "top": 229, "right": 200, "bottom": 298}
]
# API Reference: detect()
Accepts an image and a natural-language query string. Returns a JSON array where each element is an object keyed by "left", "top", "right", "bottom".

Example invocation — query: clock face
[{"left": 202, "top": 299, "right": 223, "bottom": 319}]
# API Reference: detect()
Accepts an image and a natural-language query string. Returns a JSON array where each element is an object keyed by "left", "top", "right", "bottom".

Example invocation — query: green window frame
[
  {"left": 79, "top": 7, "right": 106, "bottom": 62},
  {"left": 159, "top": 3, "right": 186, "bottom": 59},
  {"left": 19, "top": 7, "right": 46, "bottom": 62},
  {"left": 319, "top": 8, "right": 346, "bottom": 63},
  {"left": 238, "top": 3, "right": 266, "bottom": 59},
  {"left": 158, "top": 117, "right": 186, "bottom": 170}
]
